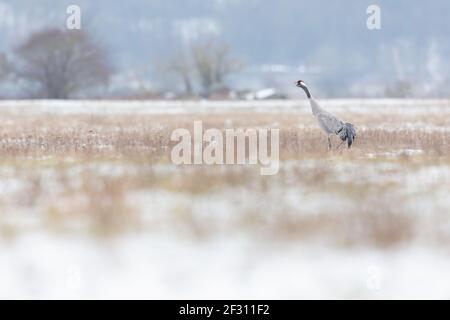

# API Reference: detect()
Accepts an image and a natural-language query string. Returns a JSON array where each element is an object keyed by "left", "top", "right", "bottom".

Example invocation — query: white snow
[
  {"left": 1, "top": 234, "right": 450, "bottom": 299},
  {"left": 0, "top": 99, "right": 450, "bottom": 115}
]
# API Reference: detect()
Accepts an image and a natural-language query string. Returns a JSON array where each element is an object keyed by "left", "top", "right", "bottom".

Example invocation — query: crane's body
[{"left": 296, "top": 80, "right": 356, "bottom": 149}]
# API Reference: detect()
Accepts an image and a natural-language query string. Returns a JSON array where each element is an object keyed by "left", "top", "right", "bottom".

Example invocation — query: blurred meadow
[{"left": 0, "top": 100, "right": 449, "bottom": 298}]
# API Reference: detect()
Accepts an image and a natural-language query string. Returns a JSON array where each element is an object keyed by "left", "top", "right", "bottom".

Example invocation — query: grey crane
[{"left": 296, "top": 80, "right": 356, "bottom": 150}]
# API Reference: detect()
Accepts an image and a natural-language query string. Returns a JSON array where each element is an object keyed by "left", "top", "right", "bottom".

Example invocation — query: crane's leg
[
  {"left": 327, "top": 136, "right": 332, "bottom": 151},
  {"left": 336, "top": 140, "right": 345, "bottom": 150}
]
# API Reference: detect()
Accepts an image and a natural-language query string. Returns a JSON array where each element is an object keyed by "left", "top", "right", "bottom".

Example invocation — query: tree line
[{"left": 0, "top": 28, "right": 242, "bottom": 99}]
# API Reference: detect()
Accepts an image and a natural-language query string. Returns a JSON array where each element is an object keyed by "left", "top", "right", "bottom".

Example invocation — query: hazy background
[{"left": 0, "top": 0, "right": 449, "bottom": 98}]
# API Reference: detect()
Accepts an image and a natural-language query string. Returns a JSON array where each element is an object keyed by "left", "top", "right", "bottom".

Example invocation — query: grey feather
[
  {"left": 316, "top": 112, "right": 345, "bottom": 135},
  {"left": 337, "top": 122, "right": 356, "bottom": 148}
]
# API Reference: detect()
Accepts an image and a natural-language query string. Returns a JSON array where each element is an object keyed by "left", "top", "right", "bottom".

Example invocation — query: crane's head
[
  {"left": 295, "top": 80, "right": 311, "bottom": 98},
  {"left": 296, "top": 80, "right": 307, "bottom": 88}
]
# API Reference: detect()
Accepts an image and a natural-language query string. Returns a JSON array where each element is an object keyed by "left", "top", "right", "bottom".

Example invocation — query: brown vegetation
[{"left": 0, "top": 108, "right": 449, "bottom": 248}]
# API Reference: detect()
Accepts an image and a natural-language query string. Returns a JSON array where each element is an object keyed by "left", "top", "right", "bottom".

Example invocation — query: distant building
[{"left": 243, "top": 88, "right": 288, "bottom": 100}]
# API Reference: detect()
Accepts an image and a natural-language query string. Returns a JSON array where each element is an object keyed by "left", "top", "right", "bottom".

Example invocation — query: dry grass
[
  {"left": 0, "top": 106, "right": 449, "bottom": 247},
  {"left": 0, "top": 111, "right": 449, "bottom": 159}
]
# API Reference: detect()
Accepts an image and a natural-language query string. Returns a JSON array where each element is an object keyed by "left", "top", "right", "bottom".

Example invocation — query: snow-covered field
[
  {"left": 1, "top": 99, "right": 450, "bottom": 115},
  {"left": 4, "top": 235, "right": 450, "bottom": 299},
  {"left": 0, "top": 99, "right": 449, "bottom": 299}
]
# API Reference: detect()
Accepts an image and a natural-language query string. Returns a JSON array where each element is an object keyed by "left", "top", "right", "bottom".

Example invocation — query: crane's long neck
[
  {"left": 300, "top": 85, "right": 321, "bottom": 115},
  {"left": 309, "top": 97, "right": 323, "bottom": 116},
  {"left": 301, "top": 85, "right": 311, "bottom": 99}
]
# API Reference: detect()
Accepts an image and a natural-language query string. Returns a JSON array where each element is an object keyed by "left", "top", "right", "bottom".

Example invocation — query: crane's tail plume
[{"left": 337, "top": 123, "right": 356, "bottom": 148}]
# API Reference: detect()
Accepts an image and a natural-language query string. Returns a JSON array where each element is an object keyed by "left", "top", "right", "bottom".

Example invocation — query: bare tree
[
  {"left": 162, "top": 49, "right": 194, "bottom": 96},
  {"left": 160, "top": 38, "right": 241, "bottom": 98},
  {"left": 14, "top": 28, "right": 111, "bottom": 99},
  {"left": 191, "top": 39, "right": 241, "bottom": 97}
]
